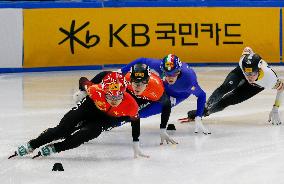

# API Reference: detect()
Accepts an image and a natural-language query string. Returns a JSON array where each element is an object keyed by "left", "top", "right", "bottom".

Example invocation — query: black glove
[
  {"left": 79, "top": 77, "right": 90, "bottom": 91},
  {"left": 187, "top": 110, "right": 196, "bottom": 120}
]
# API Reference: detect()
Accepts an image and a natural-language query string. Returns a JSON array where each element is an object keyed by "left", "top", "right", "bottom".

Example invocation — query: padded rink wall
[{"left": 0, "top": 1, "right": 283, "bottom": 72}]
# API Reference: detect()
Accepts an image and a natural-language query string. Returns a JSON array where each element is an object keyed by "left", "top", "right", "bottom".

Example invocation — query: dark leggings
[
  {"left": 208, "top": 79, "right": 264, "bottom": 114},
  {"left": 29, "top": 97, "right": 106, "bottom": 153},
  {"left": 188, "top": 66, "right": 264, "bottom": 118},
  {"left": 207, "top": 66, "right": 264, "bottom": 114}
]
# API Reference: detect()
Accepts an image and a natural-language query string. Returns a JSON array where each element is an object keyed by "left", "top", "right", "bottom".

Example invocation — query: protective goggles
[
  {"left": 244, "top": 71, "right": 258, "bottom": 76},
  {"left": 105, "top": 93, "right": 124, "bottom": 101},
  {"left": 164, "top": 70, "right": 180, "bottom": 77},
  {"left": 131, "top": 79, "right": 149, "bottom": 85}
]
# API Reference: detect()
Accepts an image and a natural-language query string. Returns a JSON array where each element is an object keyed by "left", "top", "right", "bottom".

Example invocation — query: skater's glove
[
  {"left": 132, "top": 141, "right": 149, "bottom": 159},
  {"left": 169, "top": 96, "right": 177, "bottom": 106},
  {"left": 242, "top": 47, "right": 254, "bottom": 55},
  {"left": 194, "top": 116, "right": 211, "bottom": 135},
  {"left": 79, "top": 77, "right": 92, "bottom": 91},
  {"left": 160, "top": 128, "right": 178, "bottom": 145},
  {"left": 268, "top": 106, "right": 282, "bottom": 125}
]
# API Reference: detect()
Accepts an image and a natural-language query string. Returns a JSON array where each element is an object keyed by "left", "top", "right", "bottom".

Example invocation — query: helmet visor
[
  {"left": 243, "top": 67, "right": 258, "bottom": 76},
  {"left": 164, "top": 70, "right": 180, "bottom": 77},
  {"left": 244, "top": 71, "right": 258, "bottom": 77},
  {"left": 131, "top": 80, "right": 148, "bottom": 87},
  {"left": 105, "top": 93, "right": 124, "bottom": 101}
]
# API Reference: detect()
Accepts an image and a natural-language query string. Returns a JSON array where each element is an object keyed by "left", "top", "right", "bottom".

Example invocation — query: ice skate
[
  {"left": 32, "top": 144, "right": 56, "bottom": 159},
  {"left": 8, "top": 143, "right": 34, "bottom": 159}
]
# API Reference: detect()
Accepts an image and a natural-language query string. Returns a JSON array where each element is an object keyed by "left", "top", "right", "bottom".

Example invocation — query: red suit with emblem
[
  {"left": 86, "top": 83, "right": 138, "bottom": 118},
  {"left": 12, "top": 72, "right": 141, "bottom": 159}
]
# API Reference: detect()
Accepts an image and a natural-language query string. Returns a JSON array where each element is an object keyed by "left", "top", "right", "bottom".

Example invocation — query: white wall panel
[{"left": 0, "top": 9, "right": 22, "bottom": 68}]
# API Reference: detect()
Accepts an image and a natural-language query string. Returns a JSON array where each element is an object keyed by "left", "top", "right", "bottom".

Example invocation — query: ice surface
[{"left": 1, "top": 67, "right": 284, "bottom": 184}]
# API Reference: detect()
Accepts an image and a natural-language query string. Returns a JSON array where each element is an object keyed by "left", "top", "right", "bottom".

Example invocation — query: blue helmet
[{"left": 160, "top": 54, "right": 182, "bottom": 76}]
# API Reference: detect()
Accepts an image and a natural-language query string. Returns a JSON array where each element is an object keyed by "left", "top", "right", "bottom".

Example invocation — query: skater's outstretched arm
[
  {"left": 131, "top": 118, "right": 149, "bottom": 158},
  {"left": 158, "top": 92, "right": 178, "bottom": 145},
  {"left": 269, "top": 79, "right": 284, "bottom": 125}
]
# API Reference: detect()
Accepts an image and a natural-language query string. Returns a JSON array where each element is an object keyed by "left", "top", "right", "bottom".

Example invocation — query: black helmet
[
  {"left": 241, "top": 53, "right": 262, "bottom": 73},
  {"left": 130, "top": 63, "right": 151, "bottom": 83}
]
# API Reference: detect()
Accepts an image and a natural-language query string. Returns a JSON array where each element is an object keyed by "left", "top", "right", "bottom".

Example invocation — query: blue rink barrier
[
  {"left": 1, "top": 63, "right": 284, "bottom": 74},
  {"left": 0, "top": 0, "right": 284, "bottom": 8}
]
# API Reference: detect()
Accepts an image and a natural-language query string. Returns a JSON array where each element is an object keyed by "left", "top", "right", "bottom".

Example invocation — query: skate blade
[
  {"left": 8, "top": 151, "right": 18, "bottom": 159},
  {"left": 178, "top": 117, "right": 194, "bottom": 123},
  {"left": 32, "top": 151, "right": 42, "bottom": 159}
]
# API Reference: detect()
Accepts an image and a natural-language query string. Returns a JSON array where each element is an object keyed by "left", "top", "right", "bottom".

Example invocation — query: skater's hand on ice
[
  {"left": 275, "top": 79, "right": 284, "bottom": 92},
  {"left": 194, "top": 117, "right": 211, "bottom": 135},
  {"left": 268, "top": 106, "right": 282, "bottom": 125},
  {"left": 132, "top": 141, "right": 149, "bottom": 159},
  {"left": 160, "top": 129, "right": 178, "bottom": 145}
]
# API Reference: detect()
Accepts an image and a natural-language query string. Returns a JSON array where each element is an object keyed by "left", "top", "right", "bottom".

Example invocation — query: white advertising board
[{"left": 0, "top": 9, "right": 22, "bottom": 68}]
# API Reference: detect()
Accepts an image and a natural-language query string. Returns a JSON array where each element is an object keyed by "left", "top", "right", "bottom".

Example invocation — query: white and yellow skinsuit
[{"left": 240, "top": 47, "right": 283, "bottom": 125}]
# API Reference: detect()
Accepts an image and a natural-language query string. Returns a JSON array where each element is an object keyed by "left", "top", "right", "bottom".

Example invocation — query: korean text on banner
[{"left": 24, "top": 8, "right": 280, "bottom": 67}]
